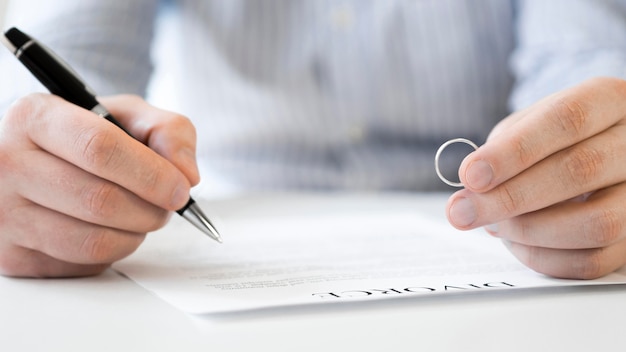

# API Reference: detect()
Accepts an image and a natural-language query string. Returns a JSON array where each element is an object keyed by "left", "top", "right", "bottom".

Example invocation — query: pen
[{"left": 1, "top": 27, "right": 222, "bottom": 243}]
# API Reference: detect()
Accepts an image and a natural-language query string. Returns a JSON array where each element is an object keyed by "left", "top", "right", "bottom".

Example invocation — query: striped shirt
[{"left": 2, "top": 0, "right": 626, "bottom": 196}]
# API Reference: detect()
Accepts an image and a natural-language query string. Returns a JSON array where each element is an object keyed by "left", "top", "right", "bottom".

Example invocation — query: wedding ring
[{"left": 435, "top": 138, "right": 479, "bottom": 187}]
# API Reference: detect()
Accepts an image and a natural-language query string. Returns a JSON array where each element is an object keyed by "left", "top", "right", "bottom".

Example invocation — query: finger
[
  {"left": 0, "top": 245, "right": 111, "bottom": 278},
  {"left": 100, "top": 95, "right": 200, "bottom": 186},
  {"left": 3, "top": 202, "right": 146, "bottom": 265},
  {"left": 459, "top": 77, "right": 626, "bottom": 192},
  {"left": 503, "top": 238, "right": 626, "bottom": 280},
  {"left": 7, "top": 94, "right": 191, "bottom": 211},
  {"left": 9, "top": 149, "right": 170, "bottom": 232},
  {"left": 448, "top": 125, "right": 626, "bottom": 228},
  {"left": 488, "top": 183, "right": 626, "bottom": 249}
]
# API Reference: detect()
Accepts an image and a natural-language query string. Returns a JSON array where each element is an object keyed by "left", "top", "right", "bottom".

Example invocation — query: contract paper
[{"left": 113, "top": 193, "right": 626, "bottom": 314}]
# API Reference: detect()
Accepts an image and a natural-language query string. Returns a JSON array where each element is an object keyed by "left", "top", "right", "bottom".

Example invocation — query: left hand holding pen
[{"left": 446, "top": 77, "right": 626, "bottom": 279}]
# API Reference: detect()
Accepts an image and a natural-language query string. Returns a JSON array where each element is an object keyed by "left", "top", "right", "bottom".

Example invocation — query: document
[{"left": 114, "top": 193, "right": 626, "bottom": 314}]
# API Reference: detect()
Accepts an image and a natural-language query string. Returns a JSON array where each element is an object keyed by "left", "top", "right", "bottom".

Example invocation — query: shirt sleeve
[
  {"left": 510, "top": 0, "right": 626, "bottom": 110},
  {"left": 0, "top": 0, "right": 160, "bottom": 113}
]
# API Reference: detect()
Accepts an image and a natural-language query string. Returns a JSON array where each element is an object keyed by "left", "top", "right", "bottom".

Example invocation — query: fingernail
[
  {"left": 449, "top": 197, "right": 477, "bottom": 227},
  {"left": 465, "top": 159, "right": 493, "bottom": 190}
]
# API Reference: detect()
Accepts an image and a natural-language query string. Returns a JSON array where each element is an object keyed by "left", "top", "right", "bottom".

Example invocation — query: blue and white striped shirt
[{"left": 2, "top": 0, "right": 626, "bottom": 196}]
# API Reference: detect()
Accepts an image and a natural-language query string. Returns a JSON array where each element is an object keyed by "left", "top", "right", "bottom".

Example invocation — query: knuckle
[
  {"left": 3, "top": 96, "right": 37, "bottom": 133},
  {"left": 549, "top": 97, "right": 588, "bottom": 137},
  {"left": 81, "top": 182, "right": 118, "bottom": 220},
  {"left": 4, "top": 94, "right": 54, "bottom": 131},
  {"left": 156, "top": 113, "right": 197, "bottom": 143},
  {"left": 494, "top": 184, "right": 525, "bottom": 216},
  {"left": 78, "top": 127, "right": 121, "bottom": 172},
  {"left": 510, "top": 133, "right": 537, "bottom": 168},
  {"left": 154, "top": 109, "right": 196, "bottom": 137},
  {"left": 583, "top": 209, "right": 622, "bottom": 247},
  {"left": 561, "top": 146, "right": 604, "bottom": 187},
  {"left": 5, "top": 94, "right": 42, "bottom": 117},
  {"left": 79, "top": 228, "right": 144, "bottom": 263},
  {"left": 571, "top": 250, "right": 605, "bottom": 280},
  {"left": 79, "top": 228, "right": 117, "bottom": 263},
  {"left": 171, "top": 113, "right": 195, "bottom": 133},
  {"left": 4, "top": 97, "right": 30, "bottom": 123}
]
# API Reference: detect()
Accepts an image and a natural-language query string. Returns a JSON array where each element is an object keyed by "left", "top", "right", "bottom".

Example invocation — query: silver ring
[{"left": 435, "top": 138, "right": 479, "bottom": 187}]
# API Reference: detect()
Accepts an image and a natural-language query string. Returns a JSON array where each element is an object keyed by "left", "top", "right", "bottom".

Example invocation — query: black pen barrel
[{"left": 6, "top": 28, "right": 99, "bottom": 111}]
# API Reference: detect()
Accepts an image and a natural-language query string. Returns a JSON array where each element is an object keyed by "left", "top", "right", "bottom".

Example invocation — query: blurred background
[
  {"left": 0, "top": 1, "right": 6, "bottom": 29},
  {"left": 0, "top": 0, "right": 178, "bottom": 110}
]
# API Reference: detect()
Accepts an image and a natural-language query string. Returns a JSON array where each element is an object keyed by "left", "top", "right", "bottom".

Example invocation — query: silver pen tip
[{"left": 180, "top": 201, "right": 223, "bottom": 244}]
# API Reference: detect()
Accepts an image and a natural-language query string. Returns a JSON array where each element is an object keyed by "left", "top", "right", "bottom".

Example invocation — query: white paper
[{"left": 114, "top": 193, "right": 626, "bottom": 314}]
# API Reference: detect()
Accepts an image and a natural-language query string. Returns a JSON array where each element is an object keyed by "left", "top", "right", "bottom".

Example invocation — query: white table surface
[{"left": 2, "top": 194, "right": 625, "bottom": 351}]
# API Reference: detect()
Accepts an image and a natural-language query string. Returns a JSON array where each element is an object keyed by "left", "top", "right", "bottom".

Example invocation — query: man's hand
[
  {"left": 446, "top": 77, "right": 626, "bottom": 279},
  {"left": 0, "top": 94, "right": 199, "bottom": 277}
]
